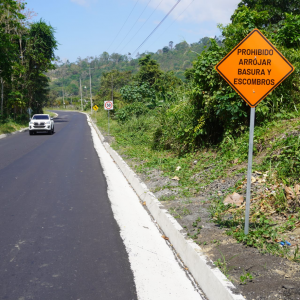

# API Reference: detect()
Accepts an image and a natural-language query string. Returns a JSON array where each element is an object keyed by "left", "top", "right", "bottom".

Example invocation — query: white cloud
[
  {"left": 70, "top": 0, "right": 97, "bottom": 7},
  {"left": 140, "top": 0, "right": 240, "bottom": 25}
]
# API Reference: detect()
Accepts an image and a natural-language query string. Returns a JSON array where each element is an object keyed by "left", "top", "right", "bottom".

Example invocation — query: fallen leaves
[
  {"left": 162, "top": 235, "right": 169, "bottom": 240},
  {"left": 285, "top": 184, "right": 300, "bottom": 201},
  {"left": 224, "top": 192, "right": 244, "bottom": 207},
  {"left": 172, "top": 176, "right": 180, "bottom": 181}
]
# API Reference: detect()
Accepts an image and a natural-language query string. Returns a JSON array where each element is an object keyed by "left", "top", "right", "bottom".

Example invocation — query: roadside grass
[
  {"left": 93, "top": 108, "right": 300, "bottom": 261},
  {"left": 0, "top": 118, "right": 28, "bottom": 134},
  {"left": 44, "top": 106, "right": 82, "bottom": 112},
  {"left": 43, "top": 109, "right": 58, "bottom": 118}
]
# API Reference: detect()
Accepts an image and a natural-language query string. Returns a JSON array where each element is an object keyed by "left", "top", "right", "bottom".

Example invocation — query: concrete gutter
[{"left": 87, "top": 114, "right": 245, "bottom": 300}]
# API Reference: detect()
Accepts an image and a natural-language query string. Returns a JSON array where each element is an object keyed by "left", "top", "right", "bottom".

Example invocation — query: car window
[{"left": 32, "top": 116, "right": 49, "bottom": 120}]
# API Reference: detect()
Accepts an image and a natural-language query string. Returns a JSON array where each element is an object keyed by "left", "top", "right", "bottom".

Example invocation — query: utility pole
[
  {"left": 80, "top": 77, "right": 83, "bottom": 111},
  {"left": 87, "top": 66, "right": 94, "bottom": 114},
  {"left": 62, "top": 75, "right": 65, "bottom": 109},
  {"left": 111, "top": 75, "right": 114, "bottom": 102}
]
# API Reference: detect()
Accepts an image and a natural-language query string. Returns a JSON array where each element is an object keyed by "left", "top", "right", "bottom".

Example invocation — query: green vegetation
[
  {"left": 0, "top": 118, "right": 27, "bottom": 135},
  {"left": 214, "top": 250, "right": 236, "bottom": 279},
  {"left": 240, "top": 271, "right": 254, "bottom": 284},
  {"left": 0, "top": 0, "right": 57, "bottom": 124}
]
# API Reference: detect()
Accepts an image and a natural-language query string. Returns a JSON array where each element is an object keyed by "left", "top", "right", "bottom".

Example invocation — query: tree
[
  {"left": 162, "top": 46, "right": 169, "bottom": 53},
  {"left": 97, "top": 69, "right": 132, "bottom": 102},
  {"left": 237, "top": 0, "right": 300, "bottom": 24},
  {"left": 0, "top": 1, "right": 57, "bottom": 118},
  {"left": 169, "top": 41, "right": 173, "bottom": 50},
  {"left": 136, "top": 54, "right": 162, "bottom": 86},
  {"left": 25, "top": 19, "right": 57, "bottom": 113},
  {"left": 174, "top": 41, "right": 189, "bottom": 51}
]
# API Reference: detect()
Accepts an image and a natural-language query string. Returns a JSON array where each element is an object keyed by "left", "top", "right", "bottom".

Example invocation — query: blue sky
[{"left": 25, "top": 0, "right": 240, "bottom": 63}]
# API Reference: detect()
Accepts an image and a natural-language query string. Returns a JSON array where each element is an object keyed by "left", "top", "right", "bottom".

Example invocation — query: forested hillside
[
  {"left": 47, "top": 36, "right": 218, "bottom": 106},
  {"left": 0, "top": 0, "right": 57, "bottom": 122}
]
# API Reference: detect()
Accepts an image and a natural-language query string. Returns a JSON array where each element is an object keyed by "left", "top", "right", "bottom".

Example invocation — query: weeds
[
  {"left": 240, "top": 271, "right": 254, "bottom": 284},
  {"left": 292, "top": 245, "right": 300, "bottom": 262},
  {"left": 160, "top": 195, "right": 176, "bottom": 201},
  {"left": 214, "top": 249, "right": 236, "bottom": 278}
]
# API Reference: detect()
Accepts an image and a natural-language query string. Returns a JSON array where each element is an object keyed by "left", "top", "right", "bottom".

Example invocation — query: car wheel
[
  {"left": 29, "top": 131, "right": 32, "bottom": 135},
  {"left": 52, "top": 127, "right": 54, "bottom": 134}
]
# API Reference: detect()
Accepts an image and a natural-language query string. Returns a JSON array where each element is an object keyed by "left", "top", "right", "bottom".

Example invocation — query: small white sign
[
  {"left": 104, "top": 101, "right": 113, "bottom": 110},
  {"left": 27, "top": 108, "right": 32, "bottom": 114}
]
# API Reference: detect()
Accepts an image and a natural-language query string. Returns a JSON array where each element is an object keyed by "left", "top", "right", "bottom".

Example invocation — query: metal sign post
[
  {"left": 104, "top": 101, "right": 113, "bottom": 136},
  {"left": 215, "top": 28, "right": 295, "bottom": 234},
  {"left": 244, "top": 107, "right": 255, "bottom": 234},
  {"left": 108, "top": 110, "right": 110, "bottom": 136},
  {"left": 27, "top": 108, "right": 32, "bottom": 120}
]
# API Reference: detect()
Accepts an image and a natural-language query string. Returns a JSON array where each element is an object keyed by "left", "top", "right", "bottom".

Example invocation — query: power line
[
  {"left": 120, "top": 0, "right": 164, "bottom": 54},
  {"left": 154, "top": 0, "right": 195, "bottom": 45},
  {"left": 132, "top": 0, "right": 182, "bottom": 55},
  {"left": 113, "top": 0, "right": 153, "bottom": 53},
  {"left": 106, "top": 0, "right": 139, "bottom": 52}
]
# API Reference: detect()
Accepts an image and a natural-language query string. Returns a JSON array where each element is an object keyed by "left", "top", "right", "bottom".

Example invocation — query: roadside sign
[
  {"left": 27, "top": 108, "right": 32, "bottom": 115},
  {"left": 215, "top": 29, "right": 294, "bottom": 107},
  {"left": 104, "top": 101, "right": 113, "bottom": 110},
  {"left": 93, "top": 105, "right": 98, "bottom": 111},
  {"left": 215, "top": 29, "right": 295, "bottom": 235}
]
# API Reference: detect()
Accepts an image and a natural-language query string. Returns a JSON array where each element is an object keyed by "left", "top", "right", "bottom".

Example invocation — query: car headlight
[{"left": 45, "top": 121, "right": 50, "bottom": 124}]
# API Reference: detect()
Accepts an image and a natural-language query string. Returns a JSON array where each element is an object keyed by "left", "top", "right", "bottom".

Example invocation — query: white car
[{"left": 29, "top": 114, "right": 54, "bottom": 135}]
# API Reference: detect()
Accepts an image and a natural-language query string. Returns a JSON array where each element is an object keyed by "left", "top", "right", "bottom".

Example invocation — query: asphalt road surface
[{"left": 0, "top": 112, "right": 137, "bottom": 300}]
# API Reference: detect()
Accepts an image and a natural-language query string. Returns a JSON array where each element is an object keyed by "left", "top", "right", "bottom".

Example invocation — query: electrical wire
[
  {"left": 132, "top": 0, "right": 182, "bottom": 55},
  {"left": 154, "top": 0, "right": 195, "bottom": 45},
  {"left": 106, "top": 0, "right": 139, "bottom": 52},
  {"left": 120, "top": 0, "right": 164, "bottom": 54},
  {"left": 113, "top": 0, "right": 153, "bottom": 53}
]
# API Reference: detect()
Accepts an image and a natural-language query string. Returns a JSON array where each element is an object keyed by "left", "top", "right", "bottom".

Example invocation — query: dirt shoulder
[
  {"left": 137, "top": 166, "right": 300, "bottom": 300},
  {"left": 94, "top": 114, "right": 300, "bottom": 300}
]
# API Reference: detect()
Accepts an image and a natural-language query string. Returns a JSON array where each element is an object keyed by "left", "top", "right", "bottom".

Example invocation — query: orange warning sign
[{"left": 215, "top": 29, "right": 294, "bottom": 107}]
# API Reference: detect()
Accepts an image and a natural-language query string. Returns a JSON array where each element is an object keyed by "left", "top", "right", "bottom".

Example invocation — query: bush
[{"left": 115, "top": 102, "right": 149, "bottom": 122}]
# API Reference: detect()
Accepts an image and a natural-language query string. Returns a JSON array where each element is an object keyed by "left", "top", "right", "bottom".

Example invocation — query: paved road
[{"left": 0, "top": 112, "right": 137, "bottom": 300}]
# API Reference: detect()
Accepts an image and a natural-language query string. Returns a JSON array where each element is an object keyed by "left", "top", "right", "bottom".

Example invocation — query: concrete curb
[
  {"left": 0, "top": 127, "right": 28, "bottom": 140},
  {"left": 86, "top": 114, "right": 245, "bottom": 300}
]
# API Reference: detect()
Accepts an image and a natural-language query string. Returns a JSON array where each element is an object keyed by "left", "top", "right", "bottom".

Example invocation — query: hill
[{"left": 47, "top": 37, "right": 218, "bottom": 104}]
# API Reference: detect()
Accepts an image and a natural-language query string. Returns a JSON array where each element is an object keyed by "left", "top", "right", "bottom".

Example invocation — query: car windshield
[{"left": 32, "top": 115, "right": 49, "bottom": 120}]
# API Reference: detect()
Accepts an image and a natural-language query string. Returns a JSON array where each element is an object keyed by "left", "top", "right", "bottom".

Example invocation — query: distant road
[{"left": 0, "top": 112, "right": 137, "bottom": 300}]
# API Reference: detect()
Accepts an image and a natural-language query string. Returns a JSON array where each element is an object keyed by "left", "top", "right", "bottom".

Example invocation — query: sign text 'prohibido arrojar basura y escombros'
[{"left": 215, "top": 29, "right": 294, "bottom": 107}]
